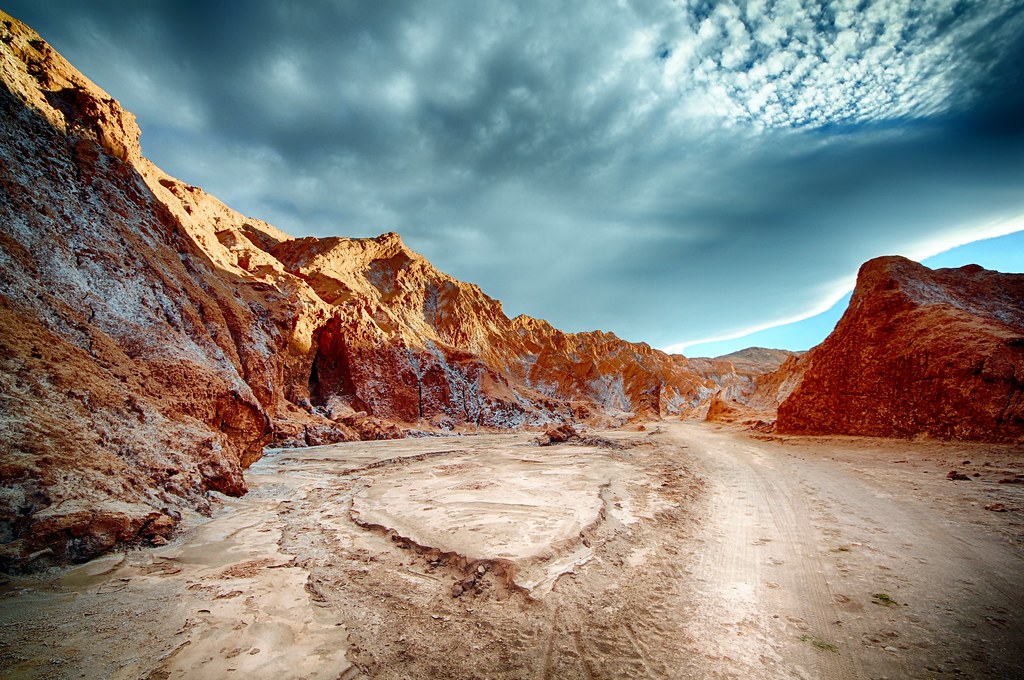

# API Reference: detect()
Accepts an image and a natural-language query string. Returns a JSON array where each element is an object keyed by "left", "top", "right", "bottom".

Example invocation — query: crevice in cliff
[
  {"left": 307, "top": 354, "right": 321, "bottom": 405},
  {"left": 308, "top": 317, "right": 367, "bottom": 413}
]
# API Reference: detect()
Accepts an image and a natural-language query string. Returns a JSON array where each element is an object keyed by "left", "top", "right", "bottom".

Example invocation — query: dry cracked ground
[{"left": 2, "top": 422, "right": 1023, "bottom": 679}]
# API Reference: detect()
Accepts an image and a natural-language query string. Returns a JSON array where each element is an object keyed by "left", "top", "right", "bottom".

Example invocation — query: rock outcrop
[
  {"left": 0, "top": 15, "right": 288, "bottom": 569},
  {"left": 776, "top": 256, "right": 1024, "bottom": 441},
  {"left": 684, "top": 347, "right": 801, "bottom": 422},
  {"left": 268, "top": 232, "right": 713, "bottom": 431},
  {"left": 0, "top": 11, "right": 717, "bottom": 570}
]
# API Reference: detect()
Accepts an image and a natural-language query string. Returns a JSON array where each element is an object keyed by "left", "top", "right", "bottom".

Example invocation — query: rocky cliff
[
  {"left": 0, "top": 12, "right": 314, "bottom": 570},
  {"left": 0, "top": 12, "right": 717, "bottom": 570},
  {"left": 776, "top": 256, "right": 1024, "bottom": 441},
  {"left": 684, "top": 347, "right": 800, "bottom": 423},
  {"left": 268, "top": 232, "right": 712, "bottom": 430}
]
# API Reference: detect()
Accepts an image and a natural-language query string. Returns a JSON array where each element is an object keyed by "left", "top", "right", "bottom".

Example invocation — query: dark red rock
[
  {"left": 777, "top": 257, "right": 1024, "bottom": 442},
  {"left": 543, "top": 424, "right": 580, "bottom": 444}
]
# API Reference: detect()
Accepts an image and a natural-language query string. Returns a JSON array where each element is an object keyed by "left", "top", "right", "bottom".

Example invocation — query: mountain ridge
[{"left": 0, "top": 10, "right": 746, "bottom": 570}]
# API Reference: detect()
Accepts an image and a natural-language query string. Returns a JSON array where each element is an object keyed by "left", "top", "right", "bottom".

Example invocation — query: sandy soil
[{"left": 1, "top": 422, "right": 1022, "bottom": 679}]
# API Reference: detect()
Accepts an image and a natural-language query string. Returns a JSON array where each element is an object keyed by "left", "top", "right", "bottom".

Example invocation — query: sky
[
  {"left": 6, "top": 1, "right": 1024, "bottom": 355},
  {"left": 688, "top": 229, "right": 1024, "bottom": 355}
]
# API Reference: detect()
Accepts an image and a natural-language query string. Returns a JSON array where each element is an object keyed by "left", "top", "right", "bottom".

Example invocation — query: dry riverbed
[{"left": 1, "top": 422, "right": 1022, "bottom": 679}]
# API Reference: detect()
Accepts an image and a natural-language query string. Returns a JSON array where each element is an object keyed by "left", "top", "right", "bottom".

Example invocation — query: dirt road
[
  {"left": 672, "top": 425, "right": 1024, "bottom": 679},
  {"left": 1, "top": 423, "right": 1022, "bottom": 678}
]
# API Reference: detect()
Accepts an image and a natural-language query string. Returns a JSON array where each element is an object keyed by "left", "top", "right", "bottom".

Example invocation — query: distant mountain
[
  {"left": 711, "top": 347, "right": 798, "bottom": 369},
  {"left": 683, "top": 347, "right": 802, "bottom": 420}
]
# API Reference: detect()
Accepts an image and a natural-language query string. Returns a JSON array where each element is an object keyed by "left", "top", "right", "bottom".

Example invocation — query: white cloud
[
  {"left": 654, "top": 0, "right": 1016, "bottom": 128},
  {"left": 667, "top": 217, "right": 1024, "bottom": 354}
]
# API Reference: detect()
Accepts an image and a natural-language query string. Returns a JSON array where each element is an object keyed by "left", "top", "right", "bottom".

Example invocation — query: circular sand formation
[{"left": 349, "top": 447, "right": 632, "bottom": 594}]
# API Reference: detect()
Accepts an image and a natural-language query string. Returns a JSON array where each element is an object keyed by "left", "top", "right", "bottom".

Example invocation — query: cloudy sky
[{"left": 8, "top": 1, "right": 1024, "bottom": 353}]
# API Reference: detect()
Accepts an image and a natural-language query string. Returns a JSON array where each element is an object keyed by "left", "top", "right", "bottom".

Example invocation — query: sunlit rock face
[
  {"left": 270, "top": 231, "right": 715, "bottom": 431},
  {"left": 0, "top": 11, "right": 715, "bottom": 570},
  {"left": 0, "top": 12, "right": 287, "bottom": 571},
  {"left": 777, "top": 256, "right": 1024, "bottom": 442}
]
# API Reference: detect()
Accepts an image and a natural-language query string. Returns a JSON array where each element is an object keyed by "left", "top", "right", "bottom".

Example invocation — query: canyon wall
[
  {"left": 685, "top": 347, "right": 802, "bottom": 424},
  {"left": 0, "top": 12, "right": 715, "bottom": 570}
]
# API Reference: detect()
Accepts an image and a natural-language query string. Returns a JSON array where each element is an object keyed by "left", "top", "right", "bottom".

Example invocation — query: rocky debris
[
  {"left": 747, "top": 420, "right": 775, "bottom": 433},
  {"left": 541, "top": 424, "right": 580, "bottom": 445},
  {"left": 273, "top": 422, "right": 358, "bottom": 449},
  {"left": 984, "top": 503, "right": 1008, "bottom": 512},
  {"left": 577, "top": 434, "right": 629, "bottom": 449},
  {"left": 703, "top": 396, "right": 746, "bottom": 423},
  {"left": 699, "top": 395, "right": 780, "bottom": 434},
  {"left": 946, "top": 470, "right": 971, "bottom": 481},
  {"left": 777, "top": 256, "right": 1024, "bottom": 442},
  {"left": 450, "top": 575, "right": 485, "bottom": 598},
  {"left": 0, "top": 507, "right": 178, "bottom": 569},
  {"left": 998, "top": 477, "right": 1024, "bottom": 485},
  {"left": 535, "top": 424, "right": 629, "bottom": 449}
]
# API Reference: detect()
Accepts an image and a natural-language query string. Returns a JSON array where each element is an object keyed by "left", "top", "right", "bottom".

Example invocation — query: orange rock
[
  {"left": 703, "top": 396, "right": 746, "bottom": 423},
  {"left": 684, "top": 347, "right": 802, "bottom": 424},
  {"left": 746, "top": 353, "right": 809, "bottom": 412},
  {"left": 542, "top": 424, "right": 580, "bottom": 445}
]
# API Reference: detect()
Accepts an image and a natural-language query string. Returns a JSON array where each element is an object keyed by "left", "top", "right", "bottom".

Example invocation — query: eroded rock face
[
  {"left": 777, "top": 256, "right": 1024, "bottom": 441},
  {"left": 0, "top": 11, "right": 715, "bottom": 570},
  {"left": 272, "top": 233, "right": 716, "bottom": 429},
  {"left": 0, "top": 13, "right": 297, "bottom": 570},
  {"left": 746, "top": 352, "right": 809, "bottom": 413},
  {"left": 684, "top": 347, "right": 801, "bottom": 422}
]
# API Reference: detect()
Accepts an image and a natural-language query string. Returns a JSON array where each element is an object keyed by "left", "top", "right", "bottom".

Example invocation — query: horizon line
[{"left": 663, "top": 218, "right": 1024, "bottom": 356}]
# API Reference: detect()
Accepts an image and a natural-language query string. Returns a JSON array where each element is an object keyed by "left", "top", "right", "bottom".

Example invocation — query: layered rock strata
[{"left": 684, "top": 347, "right": 801, "bottom": 423}]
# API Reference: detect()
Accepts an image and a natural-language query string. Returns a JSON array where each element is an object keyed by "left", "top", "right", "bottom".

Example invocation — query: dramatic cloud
[{"left": 8, "top": 1, "right": 1024, "bottom": 350}]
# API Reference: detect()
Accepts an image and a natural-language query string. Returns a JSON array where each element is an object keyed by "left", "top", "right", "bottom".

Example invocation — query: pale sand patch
[
  {"left": 3, "top": 424, "right": 1022, "bottom": 679},
  {"left": 348, "top": 447, "right": 634, "bottom": 594}
]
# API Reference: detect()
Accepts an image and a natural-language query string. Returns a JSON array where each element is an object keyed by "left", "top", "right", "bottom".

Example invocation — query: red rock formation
[
  {"left": 266, "top": 230, "right": 715, "bottom": 430},
  {"left": 777, "top": 256, "right": 1024, "bottom": 441},
  {"left": 0, "top": 12, "right": 716, "bottom": 570}
]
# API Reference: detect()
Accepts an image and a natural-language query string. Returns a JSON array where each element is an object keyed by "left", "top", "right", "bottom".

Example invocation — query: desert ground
[{"left": 1, "top": 422, "right": 1022, "bottom": 679}]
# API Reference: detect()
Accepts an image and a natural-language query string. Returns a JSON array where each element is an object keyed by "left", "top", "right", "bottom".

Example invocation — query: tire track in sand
[
  {"left": 671, "top": 422, "right": 1024, "bottom": 679},
  {"left": 676, "top": 428, "right": 860, "bottom": 679}
]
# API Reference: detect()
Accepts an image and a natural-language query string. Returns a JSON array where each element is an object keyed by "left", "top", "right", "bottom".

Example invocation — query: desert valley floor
[{"left": 2, "top": 422, "right": 1023, "bottom": 679}]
